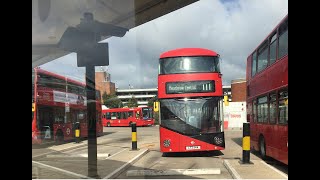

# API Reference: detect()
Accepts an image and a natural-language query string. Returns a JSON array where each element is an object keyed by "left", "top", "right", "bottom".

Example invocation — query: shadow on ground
[
  {"left": 32, "top": 153, "right": 204, "bottom": 179},
  {"left": 32, "top": 132, "right": 115, "bottom": 149},
  {"left": 162, "top": 150, "right": 224, "bottom": 157},
  {"left": 231, "top": 137, "right": 242, "bottom": 147}
]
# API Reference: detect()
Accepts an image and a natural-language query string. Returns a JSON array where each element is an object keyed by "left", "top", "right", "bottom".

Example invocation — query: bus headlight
[{"left": 163, "top": 139, "right": 171, "bottom": 147}]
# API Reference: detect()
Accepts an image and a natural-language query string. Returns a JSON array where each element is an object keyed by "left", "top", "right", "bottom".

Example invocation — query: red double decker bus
[
  {"left": 246, "top": 15, "right": 288, "bottom": 165},
  {"left": 158, "top": 48, "right": 225, "bottom": 153},
  {"left": 102, "top": 107, "right": 154, "bottom": 127},
  {"left": 32, "top": 68, "right": 103, "bottom": 144}
]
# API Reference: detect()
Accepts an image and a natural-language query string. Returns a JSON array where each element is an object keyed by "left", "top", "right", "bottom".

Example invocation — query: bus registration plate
[{"left": 186, "top": 146, "right": 201, "bottom": 150}]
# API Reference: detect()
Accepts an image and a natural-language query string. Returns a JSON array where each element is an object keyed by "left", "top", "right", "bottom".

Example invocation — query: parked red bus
[
  {"left": 246, "top": 15, "right": 288, "bottom": 165},
  {"left": 32, "top": 67, "right": 103, "bottom": 144},
  {"left": 158, "top": 48, "right": 225, "bottom": 153},
  {"left": 103, "top": 107, "right": 154, "bottom": 127}
]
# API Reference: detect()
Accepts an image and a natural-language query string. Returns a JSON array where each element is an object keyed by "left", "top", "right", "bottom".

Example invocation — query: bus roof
[
  {"left": 248, "top": 14, "right": 288, "bottom": 58},
  {"left": 160, "top": 48, "right": 218, "bottom": 58},
  {"left": 35, "top": 68, "right": 86, "bottom": 87}
]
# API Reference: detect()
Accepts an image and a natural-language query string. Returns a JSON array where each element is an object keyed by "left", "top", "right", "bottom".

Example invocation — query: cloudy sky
[{"left": 40, "top": 0, "right": 288, "bottom": 89}]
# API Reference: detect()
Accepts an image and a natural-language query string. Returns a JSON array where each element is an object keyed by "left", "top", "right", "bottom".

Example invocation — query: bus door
[
  {"left": 277, "top": 90, "right": 288, "bottom": 162},
  {"left": 121, "top": 111, "right": 129, "bottom": 126},
  {"left": 38, "top": 106, "right": 54, "bottom": 141},
  {"left": 117, "top": 111, "right": 127, "bottom": 126},
  {"left": 63, "top": 109, "right": 74, "bottom": 141},
  {"left": 110, "top": 112, "right": 118, "bottom": 125},
  {"left": 127, "top": 111, "right": 135, "bottom": 126},
  {"left": 135, "top": 110, "right": 142, "bottom": 126},
  {"left": 78, "top": 110, "right": 87, "bottom": 137},
  {"left": 102, "top": 111, "right": 107, "bottom": 127},
  {"left": 250, "top": 100, "right": 259, "bottom": 149}
]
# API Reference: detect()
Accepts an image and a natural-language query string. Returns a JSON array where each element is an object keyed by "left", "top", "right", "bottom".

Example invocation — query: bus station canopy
[{"left": 32, "top": 0, "right": 199, "bottom": 67}]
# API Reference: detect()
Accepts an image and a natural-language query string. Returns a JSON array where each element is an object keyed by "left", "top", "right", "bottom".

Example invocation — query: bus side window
[
  {"left": 111, "top": 112, "right": 117, "bottom": 119},
  {"left": 106, "top": 112, "right": 111, "bottom": 119},
  {"left": 252, "top": 100, "right": 257, "bottom": 122},
  {"left": 117, "top": 112, "right": 122, "bottom": 119},
  {"left": 278, "top": 90, "right": 288, "bottom": 124},
  {"left": 123, "top": 112, "right": 128, "bottom": 119},
  {"left": 128, "top": 111, "right": 133, "bottom": 118}
]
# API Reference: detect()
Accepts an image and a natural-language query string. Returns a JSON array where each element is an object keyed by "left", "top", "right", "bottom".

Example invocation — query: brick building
[
  {"left": 230, "top": 78, "right": 246, "bottom": 102},
  {"left": 95, "top": 69, "right": 115, "bottom": 100}
]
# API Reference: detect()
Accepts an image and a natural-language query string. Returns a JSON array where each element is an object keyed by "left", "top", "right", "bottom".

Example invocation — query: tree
[
  {"left": 102, "top": 92, "right": 123, "bottom": 108},
  {"left": 127, "top": 96, "right": 138, "bottom": 108},
  {"left": 147, "top": 96, "right": 159, "bottom": 124},
  {"left": 147, "top": 96, "right": 157, "bottom": 107}
]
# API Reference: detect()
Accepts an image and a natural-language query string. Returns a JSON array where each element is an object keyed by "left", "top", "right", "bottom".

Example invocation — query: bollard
[
  {"left": 131, "top": 123, "right": 138, "bottom": 150},
  {"left": 75, "top": 129, "right": 80, "bottom": 143},
  {"left": 74, "top": 122, "right": 80, "bottom": 143},
  {"left": 240, "top": 122, "right": 252, "bottom": 164}
]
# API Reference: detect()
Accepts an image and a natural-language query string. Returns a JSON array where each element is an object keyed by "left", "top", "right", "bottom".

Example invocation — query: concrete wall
[{"left": 223, "top": 102, "right": 246, "bottom": 129}]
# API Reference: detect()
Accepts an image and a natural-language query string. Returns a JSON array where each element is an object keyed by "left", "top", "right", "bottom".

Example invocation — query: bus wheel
[
  {"left": 107, "top": 122, "right": 111, "bottom": 127},
  {"left": 55, "top": 131, "right": 64, "bottom": 145},
  {"left": 259, "top": 136, "right": 267, "bottom": 160},
  {"left": 129, "top": 122, "right": 132, "bottom": 127}
]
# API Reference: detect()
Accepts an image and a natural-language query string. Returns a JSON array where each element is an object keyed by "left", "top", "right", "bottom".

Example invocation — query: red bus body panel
[
  {"left": 32, "top": 68, "right": 103, "bottom": 144},
  {"left": 247, "top": 55, "right": 288, "bottom": 165},
  {"left": 160, "top": 48, "right": 218, "bottom": 58},
  {"left": 160, "top": 127, "right": 224, "bottom": 152},
  {"left": 158, "top": 48, "right": 224, "bottom": 153},
  {"left": 102, "top": 107, "right": 155, "bottom": 127},
  {"left": 102, "top": 108, "right": 135, "bottom": 127},
  {"left": 247, "top": 56, "right": 288, "bottom": 99},
  {"left": 246, "top": 15, "right": 288, "bottom": 165}
]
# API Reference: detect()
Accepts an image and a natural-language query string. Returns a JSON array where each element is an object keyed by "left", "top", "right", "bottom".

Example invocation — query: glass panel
[
  {"left": 257, "top": 41, "right": 268, "bottom": 72},
  {"left": 269, "top": 40, "right": 277, "bottom": 65},
  {"left": 128, "top": 111, "right": 133, "bottom": 118},
  {"left": 252, "top": 52, "right": 257, "bottom": 76},
  {"left": 269, "top": 94, "right": 277, "bottom": 124},
  {"left": 279, "top": 90, "right": 288, "bottom": 124},
  {"left": 159, "top": 56, "right": 220, "bottom": 74},
  {"left": 253, "top": 100, "right": 257, "bottom": 122},
  {"left": 279, "top": 30, "right": 288, "bottom": 58},
  {"left": 106, "top": 112, "right": 111, "bottom": 119},
  {"left": 257, "top": 96, "right": 268, "bottom": 123},
  {"left": 160, "top": 97, "right": 222, "bottom": 135}
]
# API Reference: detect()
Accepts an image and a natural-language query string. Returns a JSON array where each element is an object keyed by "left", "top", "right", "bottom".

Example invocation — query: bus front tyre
[
  {"left": 259, "top": 136, "right": 267, "bottom": 160},
  {"left": 129, "top": 122, "right": 132, "bottom": 127},
  {"left": 107, "top": 122, "right": 111, "bottom": 127}
]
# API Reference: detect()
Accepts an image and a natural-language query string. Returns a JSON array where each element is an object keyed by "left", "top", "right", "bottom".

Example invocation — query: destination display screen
[{"left": 166, "top": 80, "right": 215, "bottom": 94}]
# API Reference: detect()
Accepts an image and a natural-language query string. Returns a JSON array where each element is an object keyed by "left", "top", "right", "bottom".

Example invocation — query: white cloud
[{"left": 40, "top": 0, "right": 288, "bottom": 88}]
